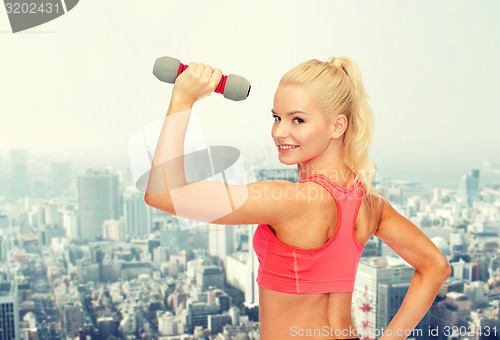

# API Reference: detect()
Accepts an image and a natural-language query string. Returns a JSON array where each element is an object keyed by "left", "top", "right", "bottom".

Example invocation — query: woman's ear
[{"left": 330, "top": 114, "right": 348, "bottom": 139}]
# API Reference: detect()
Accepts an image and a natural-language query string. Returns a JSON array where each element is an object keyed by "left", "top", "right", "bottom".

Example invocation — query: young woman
[{"left": 144, "top": 57, "right": 451, "bottom": 340}]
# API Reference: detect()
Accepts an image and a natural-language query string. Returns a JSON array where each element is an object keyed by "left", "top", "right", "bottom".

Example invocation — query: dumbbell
[{"left": 153, "top": 56, "right": 251, "bottom": 101}]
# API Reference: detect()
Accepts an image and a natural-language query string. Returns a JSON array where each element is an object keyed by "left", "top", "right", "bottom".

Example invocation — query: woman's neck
[{"left": 297, "top": 140, "right": 351, "bottom": 184}]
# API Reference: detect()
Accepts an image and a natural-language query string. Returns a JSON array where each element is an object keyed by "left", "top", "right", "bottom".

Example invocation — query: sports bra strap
[{"left": 299, "top": 173, "right": 364, "bottom": 243}]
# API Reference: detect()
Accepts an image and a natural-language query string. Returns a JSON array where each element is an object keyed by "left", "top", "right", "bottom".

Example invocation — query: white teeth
[{"left": 279, "top": 145, "right": 298, "bottom": 150}]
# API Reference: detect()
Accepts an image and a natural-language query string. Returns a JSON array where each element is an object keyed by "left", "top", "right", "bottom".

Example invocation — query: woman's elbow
[
  {"left": 418, "top": 256, "right": 452, "bottom": 283},
  {"left": 429, "top": 258, "right": 452, "bottom": 282},
  {"left": 144, "top": 192, "right": 174, "bottom": 214},
  {"left": 144, "top": 193, "right": 154, "bottom": 207},
  {"left": 440, "top": 260, "right": 452, "bottom": 280}
]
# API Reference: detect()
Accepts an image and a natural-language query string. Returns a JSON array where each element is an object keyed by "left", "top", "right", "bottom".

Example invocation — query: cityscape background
[
  {"left": 0, "top": 148, "right": 500, "bottom": 339},
  {"left": 1, "top": 1, "right": 500, "bottom": 339}
]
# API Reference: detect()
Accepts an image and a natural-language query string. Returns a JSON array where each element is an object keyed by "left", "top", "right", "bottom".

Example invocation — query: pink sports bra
[{"left": 252, "top": 173, "right": 365, "bottom": 294}]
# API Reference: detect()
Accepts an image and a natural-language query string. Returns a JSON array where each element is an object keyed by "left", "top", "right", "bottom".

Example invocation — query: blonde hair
[{"left": 279, "top": 56, "right": 387, "bottom": 214}]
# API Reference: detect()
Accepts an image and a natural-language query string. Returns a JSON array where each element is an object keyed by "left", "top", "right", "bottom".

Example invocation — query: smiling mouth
[{"left": 278, "top": 144, "right": 299, "bottom": 150}]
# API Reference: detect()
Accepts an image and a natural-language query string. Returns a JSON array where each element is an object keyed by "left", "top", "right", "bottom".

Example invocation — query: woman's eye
[{"left": 272, "top": 115, "right": 303, "bottom": 124}]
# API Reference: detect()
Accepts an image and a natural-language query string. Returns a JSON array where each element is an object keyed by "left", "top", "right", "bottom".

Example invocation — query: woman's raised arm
[
  {"left": 144, "top": 61, "right": 317, "bottom": 228},
  {"left": 374, "top": 199, "right": 452, "bottom": 339}
]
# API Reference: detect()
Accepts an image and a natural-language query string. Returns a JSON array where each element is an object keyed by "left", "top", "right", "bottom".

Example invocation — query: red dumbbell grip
[{"left": 177, "top": 63, "right": 228, "bottom": 94}]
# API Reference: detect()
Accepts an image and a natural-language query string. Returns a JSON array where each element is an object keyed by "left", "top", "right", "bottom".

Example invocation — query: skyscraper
[
  {"left": 0, "top": 281, "right": 20, "bottom": 340},
  {"left": 62, "top": 301, "right": 83, "bottom": 339},
  {"left": 457, "top": 168, "right": 480, "bottom": 207},
  {"left": 208, "top": 225, "right": 234, "bottom": 261},
  {"left": 63, "top": 210, "right": 79, "bottom": 241},
  {"left": 378, "top": 282, "right": 430, "bottom": 339},
  {"left": 122, "top": 189, "right": 152, "bottom": 238},
  {"left": 43, "top": 202, "right": 61, "bottom": 226},
  {"left": 78, "top": 169, "right": 120, "bottom": 241},
  {"left": 353, "top": 257, "right": 429, "bottom": 339}
]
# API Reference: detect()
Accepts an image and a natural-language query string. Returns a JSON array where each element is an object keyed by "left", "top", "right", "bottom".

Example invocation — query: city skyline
[
  {"left": 0, "top": 157, "right": 498, "bottom": 339},
  {"left": 0, "top": 145, "right": 498, "bottom": 192}
]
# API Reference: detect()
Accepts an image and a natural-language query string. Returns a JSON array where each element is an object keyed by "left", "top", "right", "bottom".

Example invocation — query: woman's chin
[{"left": 279, "top": 159, "right": 298, "bottom": 166}]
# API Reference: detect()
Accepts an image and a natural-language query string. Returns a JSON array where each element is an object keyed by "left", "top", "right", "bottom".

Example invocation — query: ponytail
[
  {"left": 280, "top": 56, "right": 387, "bottom": 215},
  {"left": 329, "top": 57, "right": 387, "bottom": 214}
]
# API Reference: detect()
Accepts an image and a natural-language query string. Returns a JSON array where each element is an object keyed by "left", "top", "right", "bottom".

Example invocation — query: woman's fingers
[
  {"left": 211, "top": 68, "right": 223, "bottom": 90},
  {"left": 200, "top": 65, "right": 213, "bottom": 85},
  {"left": 173, "top": 62, "right": 222, "bottom": 102}
]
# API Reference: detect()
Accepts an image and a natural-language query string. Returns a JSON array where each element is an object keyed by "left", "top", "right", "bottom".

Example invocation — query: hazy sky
[{"left": 1, "top": 0, "right": 499, "bottom": 188}]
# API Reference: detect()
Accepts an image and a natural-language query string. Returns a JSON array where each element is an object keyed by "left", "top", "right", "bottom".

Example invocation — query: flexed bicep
[{"left": 146, "top": 177, "right": 315, "bottom": 227}]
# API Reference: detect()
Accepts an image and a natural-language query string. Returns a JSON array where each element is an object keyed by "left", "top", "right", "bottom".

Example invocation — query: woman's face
[{"left": 271, "top": 84, "right": 334, "bottom": 165}]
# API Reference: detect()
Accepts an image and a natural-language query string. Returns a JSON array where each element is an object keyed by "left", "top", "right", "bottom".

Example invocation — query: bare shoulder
[
  {"left": 368, "top": 192, "right": 385, "bottom": 226},
  {"left": 353, "top": 191, "right": 385, "bottom": 242}
]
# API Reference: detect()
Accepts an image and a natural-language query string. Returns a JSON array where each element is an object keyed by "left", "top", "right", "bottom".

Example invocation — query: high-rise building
[
  {"left": 78, "top": 169, "right": 120, "bottom": 241},
  {"left": 209, "top": 225, "right": 234, "bottom": 261},
  {"left": 102, "top": 220, "right": 124, "bottom": 242},
  {"left": 43, "top": 202, "right": 62, "bottom": 226},
  {"left": 226, "top": 245, "right": 259, "bottom": 308},
  {"left": 122, "top": 189, "right": 152, "bottom": 238},
  {"left": 9, "top": 149, "right": 28, "bottom": 198},
  {"left": 378, "top": 282, "right": 430, "bottom": 339},
  {"left": 62, "top": 301, "right": 83, "bottom": 339},
  {"left": 63, "top": 210, "right": 79, "bottom": 240},
  {"left": 457, "top": 169, "right": 480, "bottom": 207},
  {"left": 353, "top": 256, "right": 429, "bottom": 340},
  {"left": 0, "top": 281, "right": 20, "bottom": 340}
]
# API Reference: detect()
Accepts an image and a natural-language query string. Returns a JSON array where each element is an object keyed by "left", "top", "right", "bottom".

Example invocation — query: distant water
[
  {"left": 377, "top": 166, "right": 463, "bottom": 190},
  {"left": 375, "top": 156, "right": 500, "bottom": 190}
]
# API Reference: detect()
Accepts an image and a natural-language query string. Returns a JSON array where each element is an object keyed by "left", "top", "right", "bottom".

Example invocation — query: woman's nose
[{"left": 272, "top": 120, "right": 289, "bottom": 139}]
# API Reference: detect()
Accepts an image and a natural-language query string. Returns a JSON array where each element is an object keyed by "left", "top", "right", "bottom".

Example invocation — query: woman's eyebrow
[{"left": 271, "top": 109, "right": 309, "bottom": 116}]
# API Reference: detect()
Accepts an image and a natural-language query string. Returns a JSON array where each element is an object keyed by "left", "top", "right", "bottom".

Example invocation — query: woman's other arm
[{"left": 374, "top": 199, "right": 452, "bottom": 340}]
